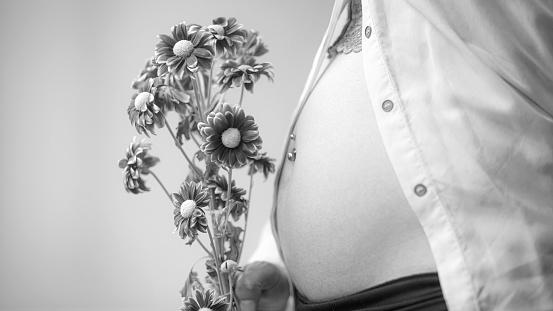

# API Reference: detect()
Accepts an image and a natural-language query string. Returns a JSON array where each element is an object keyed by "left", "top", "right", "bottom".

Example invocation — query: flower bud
[{"left": 220, "top": 260, "right": 238, "bottom": 273}]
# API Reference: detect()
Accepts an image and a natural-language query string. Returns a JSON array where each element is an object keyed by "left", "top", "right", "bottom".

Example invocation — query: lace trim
[{"left": 328, "top": 0, "right": 362, "bottom": 56}]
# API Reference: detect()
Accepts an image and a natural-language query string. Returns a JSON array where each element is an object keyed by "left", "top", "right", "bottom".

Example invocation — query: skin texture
[
  {"left": 275, "top": 51, "right": 437, "bottom": 301},
  {"left": 234, "top": 261, "right": 290, "bottom": 311}
]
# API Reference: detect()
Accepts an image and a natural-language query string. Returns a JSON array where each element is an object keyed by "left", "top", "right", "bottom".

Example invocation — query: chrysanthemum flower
[
  {"left": 155, "top": 22, "right": 215, "bottom": 78},
  {"left": 181, "top": 289, "right": 230, "bottom": 311},
  {"left": 218, "top": 57, "right": 274, "bottom": 93},
  {"left": 118, "top": 137, "right": 160, "bottom": 194},
  {"left": 155, "top": 84, "right": 191, "bottom": 115},
  {"left": 240, "top": 29, "right": 269, "bottom": 58},
  {"left": 208, "top": 174, "right": 247, "bottom": 221},
  {"left": 127, "top": 78, "right": 164, "bottom": 137},
  {"left": 131, "top": 57, "right": 158, "bottom": 90},
  {"left": 198, "top": 103, "right": 263, "bottom": 168},
  {"left": 207, "top": 17, "right": 246, "bottom": 56},
  {"left": 131, "top": 58, "right": 192, "bottom": 115},
  {"left": 164, "top": 71, "right": 194, "bottom": 92},
  {"left": 172, "top": 181, "right": 210, "bottom": 243},
  {"left": 229, "top": 200, "right": 248, "bottom": 222},
  {"left": 208, "top": 174, "right": 246, "bottom": 204},
  {"left": 248, "top": 152, "right": 276, "bottom": 180}
]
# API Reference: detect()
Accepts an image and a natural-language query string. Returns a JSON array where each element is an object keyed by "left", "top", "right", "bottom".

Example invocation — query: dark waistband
[{"left": 294, "top": 273, "right": 448, "bottom": 311}]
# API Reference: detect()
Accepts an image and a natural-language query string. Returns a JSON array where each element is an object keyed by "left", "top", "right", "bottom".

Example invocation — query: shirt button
[
  {"left": 287, "top": 149, "right": 297, "bottom": 161},
  {"left": 290, "top": 133, "right": 296, "bottom": 140},
  {"left": 414, "top": 184, "right": 427, "bottom": 197},
  {"left": 382, "top": 100, "right": 394, "bottom": 112},
  {"left": 364, "top": 26, "right": 372, "bottom": 39}
]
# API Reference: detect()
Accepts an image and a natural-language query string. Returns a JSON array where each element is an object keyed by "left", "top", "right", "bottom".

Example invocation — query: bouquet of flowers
[{"left": 117, "top": 17, "right": 276, "bottom": 311}]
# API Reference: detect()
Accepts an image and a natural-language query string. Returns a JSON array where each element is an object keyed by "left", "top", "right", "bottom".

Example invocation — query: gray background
[{"left": 0, "top": 0, "right": 333, "bottom": 310}]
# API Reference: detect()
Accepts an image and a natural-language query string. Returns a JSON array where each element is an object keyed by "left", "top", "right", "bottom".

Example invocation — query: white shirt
[{"left": 251, "top": 1, "right": 553, "bottom": 310}]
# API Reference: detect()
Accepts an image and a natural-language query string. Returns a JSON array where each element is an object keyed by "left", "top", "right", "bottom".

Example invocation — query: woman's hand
[{"left": 234, "top": 261, "right": 291, "bottom": 311}]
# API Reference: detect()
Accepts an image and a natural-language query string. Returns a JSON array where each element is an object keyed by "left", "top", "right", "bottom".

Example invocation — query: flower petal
[
  {"left": 157, "top": 63, "right": 168, "bottom": 76},
  {"left": 156, "top": 53, "right": 170, "bottom": 63},
  {"left": 224, "top": 111, "right": 235, "bottom": 128},
  {"left": 233, "top": 108, "right": 246, "bottom": 126},
  {"left": 167, "top": 56, "right": 182, "bottom": 66},
  {"left": 236, "top": 150, "right": 248, "bottom": 165},
  {"left": 205, "top": 141, "right": 222, "bottom": 153},
  {"left": 203, "top": 126, "right": 217, "bottom": 136},
  {"left": 191, "top": 31, "right": 202, "bottom": 46},
  {"left": 217, "top": 147, "right": 230, "bottom": 164},
  {"left": 158, "top": 34, "right": 177, "bottom": 46},
  {"left": 241, "top": 130, "right": 259, "bottom": 142},
  {"left": 213, "top": 114, "right": 229, "bottom": 131},
  {"left": 206, "top": 134, "right": 221, "bottom": 143},
  {"left": 155, "top": 41, "right": 172, "bottom": 50},
  {"left": 186, "top": 54, "right": 198, "bottom": 68},
  {"left": 193, "top": 48, "right": 213, "bottom": 59},
  {"left": 197, "top": 57, "right": 212, "bottom": 71},
  {"left": 228, "top": 150, "right": 237, "bottom": 167},
  {"left": 175, "top": 23, "right": 187, "bottom": 40},
  {"left": 172, "top": 193, "right": 184, "bottom": 206}
]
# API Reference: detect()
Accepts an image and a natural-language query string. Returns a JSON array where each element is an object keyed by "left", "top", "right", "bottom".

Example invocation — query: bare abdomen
[{"left": 275, "top": 53, "right": 437, "bottom": 302}]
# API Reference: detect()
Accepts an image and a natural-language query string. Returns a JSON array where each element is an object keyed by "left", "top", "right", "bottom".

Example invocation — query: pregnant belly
[{"left": 275, "top": 54, "right": 436, "bottom": 302}]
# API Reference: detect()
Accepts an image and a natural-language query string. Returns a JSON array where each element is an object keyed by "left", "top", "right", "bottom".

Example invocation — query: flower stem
[
  {"left": 206, "top": 66, "right": 213, "bottom": 108},
  {"left": 148, "top": 170, "right": 172, "bottom": 204},
  {"left": 190, "top": 133, "right": 202, "bottom": 149},
  {"left": 228, "top": 276, "right": 235, "bottom": 310},
  {"left": 206, "top": 90, "right": 226, "bottom": 116},
  {"left": 237, "top": 171, "right": 254, "bottom": 264},
  {"left": 238, "top": 84, "right": 245, "bottom": 107},
  {"left": 209, "top": 187, "right": 226, "bottom": 268},
  {"left": 162, "top": 115, "right": 203, "bottom": 179},
  {"left": 214, "top": 167, "right": 233, "bottom": 301},
  {"left": 206, "top": 224, "right": 225, "bottom": 294},
  {"left": 221, "top": 168, "right": 233, "bottom": 246},
  {"left": 193, "top": 72, "right": 205, "bottom": 123}
]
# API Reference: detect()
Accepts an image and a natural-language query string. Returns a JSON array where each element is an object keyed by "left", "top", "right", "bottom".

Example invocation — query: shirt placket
[{"left": 361, "top": 1, "right": 478, "bottom": 310}]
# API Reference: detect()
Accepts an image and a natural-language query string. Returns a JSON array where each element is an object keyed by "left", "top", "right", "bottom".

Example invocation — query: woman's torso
[{"left": 275, "top": 0, "right": 437, "bottom": 302}]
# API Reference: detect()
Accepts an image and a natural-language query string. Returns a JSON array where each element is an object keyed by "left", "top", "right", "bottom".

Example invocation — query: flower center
[
  {"left": 134, "top": 92, "right": 153, "bottom": 112},
  {"left": 198, "top": 308, "right": 213, "bottom": 311},
  {"left": 221, "top": 128, "right": 241, "bottom": 148},
  {"left": 180, "top": 200, "right": 196, "bottom": 218},
  {"left": 173, "top": 40, "right": 194, "bottom": 58}
]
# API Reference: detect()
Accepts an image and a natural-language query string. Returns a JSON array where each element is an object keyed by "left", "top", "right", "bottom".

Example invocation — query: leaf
[
  {"left": 224, "top": 222, "right": 243, "bottom": 262},
  {"left": 195, "top": 150, "right": 206, "bottom": 161},
  {"left": 180, "top": 270, "right": 204, "bottom": 298},
  {"left": 216, "top": 207, "right": 228, "bottom": 232},
  {"left": 230, "top": 200, "right": 247, "bottom": 222},
  {"left": 185, "top": 233, "right": 197, "bottom": 245},
  {"left": 176, "top": 116, "right": 192, "bottom": 144},
  {"left": 203, "top": 157, "right": 220, "bottom": 180},
  {"left": 205, "top": 258, "right": 218, "bottom": 279},
  {"left": 173, "top": 88, "right": 191, "bottom": 103}
]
